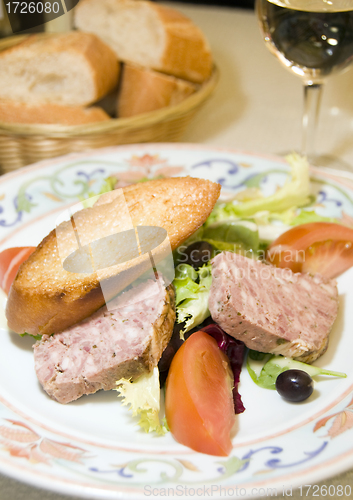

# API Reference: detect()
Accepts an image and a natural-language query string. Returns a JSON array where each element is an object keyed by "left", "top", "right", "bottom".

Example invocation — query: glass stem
[{"left": 302, "top": 83, "right": 323, "bottom": 160}]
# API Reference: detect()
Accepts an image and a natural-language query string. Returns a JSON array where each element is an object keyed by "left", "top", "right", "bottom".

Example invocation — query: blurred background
[
  {"left": 155, "top": 0, "right": 255, "bottom": 7},
  {"left": 0, "top": 0, "right": 255, "bottom": 36}
]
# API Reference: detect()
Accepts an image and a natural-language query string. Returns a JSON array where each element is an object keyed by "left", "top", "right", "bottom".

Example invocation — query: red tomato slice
[
  {"left": 267, "top": 222, "right": 353, "bottom": 279},
  {"left": 165, "top": 330, "right": 236, "bottom": 456},
  {"left": 0, "top": 247, "right": 36, "bottom": 294}
]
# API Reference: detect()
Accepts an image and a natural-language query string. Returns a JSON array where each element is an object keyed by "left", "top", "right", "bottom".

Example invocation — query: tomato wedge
[
  {"left": 165, "top": 330, "right": 235, "bottom": 456},
  {"left": 267, "top": 222, "right": 353, "bottom": 279},
  {"left": 0, "top": 247, "right": 36, "bottom": 294}
]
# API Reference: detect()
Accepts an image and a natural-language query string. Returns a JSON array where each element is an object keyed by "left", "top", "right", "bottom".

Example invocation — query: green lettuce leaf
[
  {"left": 20, "top": 333, "right": 42, "bottom": 341},
  {"left": 135, "top": 175, "right": 165, "bottom": 184},
  {"left": 175, "top": 221, "right": 259, "bottom": 262},
  {"left": 202, "top": 239, "right": 249, "bottom": 253},
  {"left": 88, "top": 176, "right": 116, "bottom": 197},
  {"left": 174, "top": 263, "right": 212, "bottom": 336},
  {"left": 81, "top": 176, "right": 117, "bottom": 208},
  {"left": 115, "top": 367, "right": 167, "bottom": 435},
  {"left": 290, "top": 210, "right": 338, "bottom": 226},
  {"left": 203, "top": 220, "right": 259, "bottom": 252},
  {"left": 247, "top": 351, "right": 347, "bottom": 390},
  {"left": 174, "top": 265, "right": 199, "bottom": 305},
  {"left": 207, "top": 153, "right": 311, "bottom": 222}
]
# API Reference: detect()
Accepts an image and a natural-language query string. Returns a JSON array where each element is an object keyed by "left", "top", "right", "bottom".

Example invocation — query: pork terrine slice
[
  {"left": 34, "top": 279, "right": 175, "bottom": 404},
  {"left": 208, "top": 252, "right": 339, "bottom": 363}
]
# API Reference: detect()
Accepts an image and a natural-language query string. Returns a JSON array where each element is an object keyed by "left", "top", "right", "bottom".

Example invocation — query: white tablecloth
[{"left": 2, "top": 3, "right": 353, "bottom": 499}]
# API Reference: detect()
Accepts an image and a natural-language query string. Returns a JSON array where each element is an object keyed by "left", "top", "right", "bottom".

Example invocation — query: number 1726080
[
  {"left": 298, "top": 485, "right": 352, "bottom": 496},
  {"left": 5, "top": 2, "right": 61, "bottom": 14}
]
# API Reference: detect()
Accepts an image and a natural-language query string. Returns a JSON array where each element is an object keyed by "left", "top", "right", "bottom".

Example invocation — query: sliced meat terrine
[
  {"left": 34, "top": 279, "right": 175, "bottom": 403},
  {"left": 208, "top": 252, "right": 339, "bottom": 363}
]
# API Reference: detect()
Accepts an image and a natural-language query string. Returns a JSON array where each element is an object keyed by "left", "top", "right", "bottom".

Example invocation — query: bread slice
[
  {"left": 6, "top": 177, "right": 220, "bottom": 335},
  {"left": 0, "top": 33, "right": 120, "bottom": 106},
  {"left": 0, "top": 101, "right": 110, "bottom": 125},
  {"left": 117, "top": 63, "right": 198, "bottom": 118},
  {"left": 74, "top": 0, "right": 212, "bottom": 84}
]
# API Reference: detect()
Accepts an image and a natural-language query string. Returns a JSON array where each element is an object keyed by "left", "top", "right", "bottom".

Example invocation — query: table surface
[{"left": 2, "top": 3, "right": 353, "bottom": 499}]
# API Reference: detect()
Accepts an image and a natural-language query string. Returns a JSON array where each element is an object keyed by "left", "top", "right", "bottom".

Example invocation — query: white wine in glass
[{"left": 256, "top": 0, "right": 353, "bottom": 167}]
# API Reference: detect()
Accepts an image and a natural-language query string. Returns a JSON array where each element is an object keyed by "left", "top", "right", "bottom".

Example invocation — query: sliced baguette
[
  {"left": 6, "top": 177, "right": 221, "bottom": 336},
  {"left": 0, "top": 33, "right": 120, "bottom": 106},
  {"left": 117, "top": 64, "right": 198, "bottom": 118},
  {"left": 74, "top": 0, "right": 212, "bottom": 84},
  {"left": 0, "top": 101, "right": 110, "bottom": 125}
]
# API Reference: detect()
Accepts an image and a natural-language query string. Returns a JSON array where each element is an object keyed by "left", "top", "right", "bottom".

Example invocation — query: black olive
[
  {"left": 182, "top": 241, "right": 214, "bottom": 269},
  {"left": 275, "top": 369, "right": 314, "bottom": 402}
]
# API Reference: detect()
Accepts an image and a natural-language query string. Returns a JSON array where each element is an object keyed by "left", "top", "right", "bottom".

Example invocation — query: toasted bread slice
[{"left": 6, "top": 177, "right": 220, "bottom": 335}]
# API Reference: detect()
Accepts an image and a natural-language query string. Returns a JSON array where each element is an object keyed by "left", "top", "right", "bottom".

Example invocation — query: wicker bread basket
[{"left": 0, "top": 35, "right": 219, "bottom": 174}]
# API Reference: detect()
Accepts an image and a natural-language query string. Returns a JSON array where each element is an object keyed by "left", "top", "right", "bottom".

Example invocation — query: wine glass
[{"left": 256, "top": 0, "right": 353, "bottom": 169}]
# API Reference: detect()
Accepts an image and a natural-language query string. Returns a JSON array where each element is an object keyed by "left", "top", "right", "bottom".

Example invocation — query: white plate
[{"left": 0, "top": 144, "right": 352, "bottom": 500}]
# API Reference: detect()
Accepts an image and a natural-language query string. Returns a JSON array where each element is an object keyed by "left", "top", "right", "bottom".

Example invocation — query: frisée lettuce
[
  {"left": 174, "top": 263, "right": 212, "bottom": 336},
  {"left": 206, "top": 153, "right": 311, "bottom": 225},
  {"left": 115, "top": 367, "right": 168, "bottom": 435}
]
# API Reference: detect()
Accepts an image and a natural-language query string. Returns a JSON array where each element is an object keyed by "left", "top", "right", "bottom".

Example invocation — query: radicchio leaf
[{"left": 201, "top": 324, "right": 245, "bottom": 414}]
